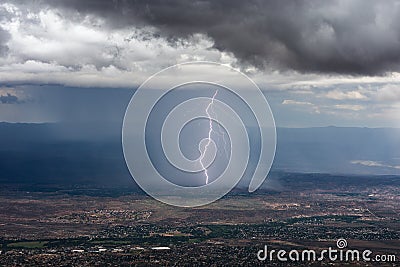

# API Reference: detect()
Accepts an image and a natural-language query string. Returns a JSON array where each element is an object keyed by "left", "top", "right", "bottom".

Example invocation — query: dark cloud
[
  {"left": 42, "top": 0, "right": 400, "bottom": 75},
  {"left": 0, "top": 93, "right": 21, "bottom": 104}
]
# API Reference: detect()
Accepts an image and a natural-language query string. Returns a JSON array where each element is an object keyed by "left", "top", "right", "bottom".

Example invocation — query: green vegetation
[
  {"left": 90, "top": 240, "right": 131, "bottom": 245},
  {"left": 286, "top": 215, "right": 361, "bottom": 224},
  {"left": 188, "top": 238, "right": 202, "bottom": 243},
  {"left": 8, "top": 241, "right": 48, "bottom": 249}
]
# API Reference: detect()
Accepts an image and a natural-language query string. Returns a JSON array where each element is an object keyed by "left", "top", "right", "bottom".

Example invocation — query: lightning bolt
[
  {"left": 210, "top": 100, "right": 229, "bottom": 160},
  {"left": 199, "top": 90, "right": 218, "bottom": 185}
]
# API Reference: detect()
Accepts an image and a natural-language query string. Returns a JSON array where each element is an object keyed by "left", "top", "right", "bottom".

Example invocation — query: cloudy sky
[{"left": 1, "top": 0, "right": 400, "bottom": 127}]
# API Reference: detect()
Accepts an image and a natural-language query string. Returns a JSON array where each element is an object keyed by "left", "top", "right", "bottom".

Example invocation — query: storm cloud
[
  {"left": 43, "top": 0, "right": 400, "bottom": 75},
  {"left": 1, "top": 0, "right": 400, "bottom": 126}
]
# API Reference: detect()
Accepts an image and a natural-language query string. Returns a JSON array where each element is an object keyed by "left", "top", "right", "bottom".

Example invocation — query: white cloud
[
  {"left": 282, "top": 100, "right": 313, "bottom": 106},
  {"left": 2, "top": 2, "right": 400, "bottom": 92},
  {"left": 0, "top": 5, "right": 237, "bottom": 88},
  {"left": 351, "top": 160, "right": 400, "bottom": 169},
  {"left": 0, "top": 2, "right": 400, "bottom": 127},
  {"left": 277, "top": 72, "right": 400, "bottom": 89},
  {"left": 282, "top": 99, "right": 321, "bottom": 114},
  {"left": 325, "top": 90, "right": 367, "bottom": 100},
  {"left": 375, "top": 84, "right": 400, "bottom": 102},
  {"left": 333, "top": 104, "right": 365, "bottom": 111}
]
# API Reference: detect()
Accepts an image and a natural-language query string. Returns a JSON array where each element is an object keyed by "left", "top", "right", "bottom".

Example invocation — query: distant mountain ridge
[
  {"left": 275, "top": 126, "right": 400, "bottom": 175},
  {"left": 0, "top": 123, "right": 399, "bottom": 186}
]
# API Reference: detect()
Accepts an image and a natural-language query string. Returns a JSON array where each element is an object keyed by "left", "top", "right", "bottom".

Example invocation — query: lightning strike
[
  {"left": 199, "top": 90, "right": 218, "bottom": 185},
  {"left": 210, "top": 101, "right": 229, "bottom": 160}
]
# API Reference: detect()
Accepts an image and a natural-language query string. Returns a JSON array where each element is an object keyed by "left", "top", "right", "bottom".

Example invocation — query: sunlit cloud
[
  {"left": 325, "top": 90, "right": 367, "bottom": 100},
  {"left": 351, "top": 160, "right": 400, "bottom": 169}
]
